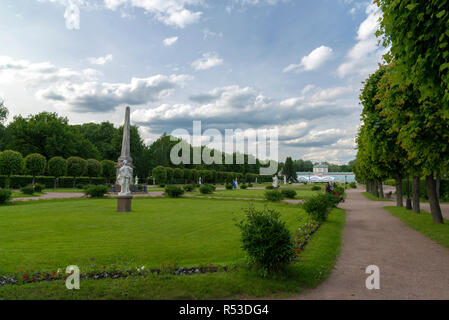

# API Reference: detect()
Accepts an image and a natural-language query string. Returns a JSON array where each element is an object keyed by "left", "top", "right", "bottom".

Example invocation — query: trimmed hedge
[{"left": 0, "top": 175, "right": 107, "bottom": 189}]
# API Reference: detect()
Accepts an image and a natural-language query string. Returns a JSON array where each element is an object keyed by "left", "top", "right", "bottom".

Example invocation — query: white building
[{"left": 313, "top": 163, "right": 328, "bottom": 175}]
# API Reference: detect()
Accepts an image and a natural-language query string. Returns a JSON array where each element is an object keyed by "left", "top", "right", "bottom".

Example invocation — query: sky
[{"left": 0, "top": 0, "right": 386, "bottom": 164}]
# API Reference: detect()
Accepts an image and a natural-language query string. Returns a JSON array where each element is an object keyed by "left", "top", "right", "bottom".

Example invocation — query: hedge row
[{"left": 0, "top": 175, "right": 107, "bottom": 189}]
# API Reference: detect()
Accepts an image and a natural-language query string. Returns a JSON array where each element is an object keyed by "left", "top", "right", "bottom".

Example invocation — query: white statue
[
  {"left": 199, "top": 177, "right": 202, "bottom": 185},
  {"left": 135, "top": 176, "right": 139, "bottom": 185},
  {"left": 272, "top": 175, "right": 279, "bottom": 188},
  {"left": 117, "top": 160, "right": 133, "bottom": 196},
  {"left": 255, "top": 177, "right": 258, "bottom": 184},
  {"left": 284, "top": 175, "right": 287, "bottom": 185}
]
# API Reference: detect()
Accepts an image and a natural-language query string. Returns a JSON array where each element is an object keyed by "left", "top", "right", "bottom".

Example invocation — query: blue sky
[{"left": 0, "top": 0, "right": 385, "bottom": 163}]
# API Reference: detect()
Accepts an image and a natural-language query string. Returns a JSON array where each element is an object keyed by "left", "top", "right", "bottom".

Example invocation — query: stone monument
[
  {"left": 117, "top": 106, "right": 134, "bottom": 212},
  {"left": 272, "top": 175, "right": 279, "bottom": 190},
  {"left": 284, "top": 175, "right": 287, "bottom": 185}
]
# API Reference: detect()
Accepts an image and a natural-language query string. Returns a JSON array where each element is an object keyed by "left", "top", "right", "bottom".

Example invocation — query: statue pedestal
[{"left": 117, "top": 195, "right": 133, "bottom": 212}]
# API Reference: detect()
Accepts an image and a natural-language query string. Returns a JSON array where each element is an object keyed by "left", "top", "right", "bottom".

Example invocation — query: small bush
[
  {"left": 335, "top": 186, "right": 345, "bottom": 196},
  {"left": 322, "top": 193, "right": 341, "bottom": 207},
  {"left": 241, "top": 184, "right": 248, "bottom": 190},
  {"left": 183, "top": 185, "right": 196, "bottom": 192},
  {"left": 311, "top": 185, "right": 321, "bottom": 191},
  {"left": 33, "top": 183, "right": 45, "bottom": 193},
  {"left": 0, "top": 189, "right": 12, "bottom": 205},
  {"left": 76, "top": 184, "right": 86, "bottom": 189},
  {"left": 159, "top": 184, "right": 166, "bottom": 188},
  {"left": 349, "top": 182, "right": 357, "bottom": 189},
  {"left": 264, "top": 190, "right": 283, "bottom": 202},
  {"left": 225, "top": 183, "right": 233, "bottom": 190},
  {"left": 303, "top": 194, "right": 331, "bottom": 222},
  {"left": 281, "top": 189, "right": 297, "bottom": 199},
  {"left": 84, "top": 185, "right": 109, "bottom": 198},
  {"left": 248, "top": 183, "right": 253, "bottom": 187},
  {"left": 265, "top": 185, "right": 274, "bottom": 190},
  {"left": 237, "top": 205, "right": 295, "bottom": 276},
  {"left": 21, "top": 185, "right": 35, "bottom": 195},
  {"left": 200, "top": 185, "right": 215, "bottom": 194},
  {"left": 165, "top": 186, "right": 185, "bottom": 198}
]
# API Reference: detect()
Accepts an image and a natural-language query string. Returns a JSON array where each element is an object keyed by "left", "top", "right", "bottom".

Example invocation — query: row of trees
[
  {"left": 0, "top": 150, "right": 117, "bottom": 187},
  {"left": 355, "top": 1, "right": 449, "bottom": 224}
]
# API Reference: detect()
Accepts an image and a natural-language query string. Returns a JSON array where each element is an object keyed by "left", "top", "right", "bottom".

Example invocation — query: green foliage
[
  {"left": 152, "top": 166, "right": 167, "bottom": 185},
  {"left": 33, "top": 183, "right": 45, "bottom": 193},
  {"left": 264, "top": 190, "right": 283, "bottom": 202},
  {"left": 21, "top": 185, "right": 35, "bottom": 195},
  {"left": 84, "top": 185, "right": 109, "bottom": 198},
  {"left": 236, "top": 205, "right": 295, "bottom": 276},
  {"left": 281, "top": 189, "right": 297, "bottom": 199},
  {"left": 0, "top": 150, "right": 23, "bottom": 177},
  {"left": 101, "top": 160, "right": 116, "bottom": 182},
  {"left": 200, "top": 185, "right": 215, "bottom": 194},
  {"left": 87, "top": 159, "right": 102, "bottom": 178},
  {"left": 24, "top": 153, "right": 46, "bottom": 178},
  {"left": 349, "top": 182, "right": 357, "bottom": 189},
  {"left": 183, "top": 185, "right": 196, "bottom": 192},
  {"left": 334, "top": 186, "right": 345, "bottom": 196},
  {"left": 311, "top": 185, "right": 321, "bottom": 191},
  {"left": 265, "top": 185, "right": 274, "bottom": 190},
  {"left": 0, "top": 189, "right": 12, "bottom": 205},
  {"left": 303, "top": 194, "right": 332, "bottom": 222},
  {"left": 283, "top": 157, "right": 296, "bottom": 182},
  {"left": 173, "top": 168, "right": 184, "bottom": 182},
  {"left": 225, "top": 183, "right": 233, "bottom": 190},
  {"left": 240, "top": 184, "right": 248, "bottom": 190},
  {"left": 47, "top": 157, "right": 67, "bottom": 178},
  {"left": 67, "top": 157, "right": 87, "bottom": 178},
  {"left": 165, "top": 185, "right": 185, "bottom": 198}
]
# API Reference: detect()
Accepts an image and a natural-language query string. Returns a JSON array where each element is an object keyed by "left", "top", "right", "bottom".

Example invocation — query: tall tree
[{"left": 283, "top": 157, "right": 296, "bottom": 182}]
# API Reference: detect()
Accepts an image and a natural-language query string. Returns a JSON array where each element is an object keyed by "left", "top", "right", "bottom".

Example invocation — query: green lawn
[
  {"left": 0, "top": 197, "right": 346, "bottom": 299},
  {"left": 384, "top": 206, "right": 449, "bottom": 248},
  {"left": 362, "top": 192, "right": 393, "bottom": 202},
  {"left": 11, "top": 192, "right": 44, "bottom": 198}
]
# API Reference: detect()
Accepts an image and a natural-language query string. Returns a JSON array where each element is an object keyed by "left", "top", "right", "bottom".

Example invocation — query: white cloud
[
  {"left": 163, "top": 36, "right": 179, "bottom": 46},
  {"left": 88, "top": 54, "right": 113, "bottom": 65},
  {"left": 64, "top": 0, "right": 80, "bottom": 30},
  {"left": 337, "top": 3, "right": 385, "bottom": 78},
  {"left": 283, "top": 45, "right": 333, "bottom": 73},
  {"left": 203, "top": 28, "right": 223, "bottom": 40},
  {"left": 191, "top": 52, "right": 224, "bottom": 71},
  {"left": 104, "top": 0, "right": 203, "bottom": 28}
]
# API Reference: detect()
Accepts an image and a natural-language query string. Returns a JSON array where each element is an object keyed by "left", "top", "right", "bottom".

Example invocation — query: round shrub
[
  {"left": 225, "top": 183, "right": 233, "bottom": 190},
  {"left": 303, "top": 194, "right": 331, "bottom": 222},
  {"left": 21, "top": 185, "right": 35, "bottom": 195},
  {"left": 264, "top": 190, "right": 283, "bottom": 202},
  {"left": 183, "top": 185, "right": 196, "bottom": 192},
  {"left": 200, "top": 185, "right": 215, "bottom": 194},
  {"left": 237, "top": 205, "right": 295, "bottom": 276},
  {"left": 24, "top": 153, "right": 46, "bottom": 182},
  {"left": 0, "top": 189, "right": 12, "bottom": 205},
  {"left": 101, "top": 160, "right": 116, "bottom": 183},
  {"left": 248, "top": 183, "right": 253, "bottom": 187},
  {"left": 84, "top": 185, "right": 109, "bottom": 198},
  {"left": 265, "top": 185, "right": 274, "bottom": 190},
  {"left": 0, "top": 150, "right": 23, "bottom": 187},
  {"left": 322, "top": 193, "right": 341, "bottom": 207},
  {"left": 241, "top": 184, "right": 248, "bottom": 190},
  {"left": 349, "top": 182, "right": 357, "bottom": 189},
  {"left": 48, "top": 157, "right": 67, "bottom": 178},
  {"left": 33, "top": 183, "right": 45, "bottom": 193},
  {"left": 67, "top": 157, "right": 87, "bottom": 187},
  {"left": 152, "top": 166, "right": 167, "bottom": 185},
  {"left": 87, "top": 159, "right": 102, "bottom": 178},
  {"left": 165, "top": 185, "right": 185, "bottom": 198},
  {"left": 311, "top": 185, "right": 321, "bottom": 191},
  {"left": 281, "top": 189, "right": 297, "bottom": 199}
]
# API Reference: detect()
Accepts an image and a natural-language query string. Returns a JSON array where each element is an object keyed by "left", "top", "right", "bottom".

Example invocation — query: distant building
[{"left": 313, "top": 163, "right": 328, "bottom": 175}]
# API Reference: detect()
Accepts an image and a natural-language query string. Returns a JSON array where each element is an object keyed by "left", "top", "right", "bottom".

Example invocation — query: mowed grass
[
  {"left": 384, "top": 206, "right": 449, "bottom": 248},
  {"left": 0, "top": 200, "right": 346, "bottom": 299},
  {"left": 0, "top": 198, "right": 305, "bottom": 274},
  {"left": 362, "top": 192, "right": 393, "bottom": 202}
]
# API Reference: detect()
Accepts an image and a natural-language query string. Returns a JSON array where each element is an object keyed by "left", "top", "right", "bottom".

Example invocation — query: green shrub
[
  {"left": 248, "top": 183, "right": 253, "bottom": 187},
  {"left": 322, "top": 193, "right": 341, "bottom": 208},
  {"left": 303, "top": 194, "right": 331, "bottom": 222},
  {"left": 335, "top": 186, "right": 345, "bottom": 196},
  {"left": 241, "top": 184, "right": 248, "bottom": 189},
  {"left": 183, "top": 185, "right": 196, "bottom": 192},
  {"left": 265, "top": 185, "right": 274, "bottom": 190},
  {"left": 165, "top": 186, "right": 185, "bottom": 198},
  {"left": 237, "top": 205, "right": 295, "bottom": 276},
  {"left": 225, "top": 183, "right": 233, "bottom": 190},
  {"left": 21, "top": 185, "right": 35, "bottom": 195},
  {"left": 33, "top": 183, "right": 45, "bottom": 193},
  {"left": 281, "top": 189, "right": 297, "bottom": 199},
  {"left": 349, "top": 182, "right": 357, "bottom": 189},
  {"left": 84, "top": 185, "right": 109, "bottom": 198},
  {"left": 264, "top": 190, "right": 283, "bottom": 202},
  {"left": 311, "top": 185, "right": 321, "bottom": 191},
  {"left": 0, "top": 189, "right": 12, "bottom": 205},
  {"left": 76, "top": 184, "right": 86, "bottom": 189},
  {"left": 200, "top": 185, "right": 215, "bottom": 194}
]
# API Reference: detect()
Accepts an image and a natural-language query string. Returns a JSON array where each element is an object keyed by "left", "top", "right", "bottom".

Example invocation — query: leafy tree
[
  {"left": 101, "top": 160, "right": 116, "bottom": 184},
  {"left": 48, "top": 156, "right": 67, "bottom": 188},
  {"left": 67, "top": 156, "right": 87, "bottom": 187},
  {"left": 165, "top": 167, "right": 174, "bottom": 184},
  {"left": 182, "top": 168, "right": 192, "bottom": 184},
  {"left": 283, "top": 157, "right": 296, "bottom": 182},
  {"left": 0, "top": 150, "right": 23, "bottom": 188},
  {"left": 152, "top": 166, "right": 167, "bottom": 185},
  {"left": 0, "top": 100, "right": 7, "bottom": 124},
  {"left": 24, "top": 153, "right": 46, "bottom": 184},
  {"left": 174, "top": 168, "right": 184, "bottom": 183},
  {"left": 87, "top": 159, "right": 102, "bottom": 183}
]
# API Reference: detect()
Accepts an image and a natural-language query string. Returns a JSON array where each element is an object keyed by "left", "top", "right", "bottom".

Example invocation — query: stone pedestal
[{"left": 117, "top": 195, "right": 133, "bottom": 212}]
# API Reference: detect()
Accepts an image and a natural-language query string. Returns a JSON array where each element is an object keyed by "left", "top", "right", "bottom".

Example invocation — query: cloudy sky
[{"left": 0, "top": 0, "right": 385, "bottom": 163}]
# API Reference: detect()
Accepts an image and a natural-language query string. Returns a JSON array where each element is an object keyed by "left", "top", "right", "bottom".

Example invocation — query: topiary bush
[
  {"left": 264, "top": 190, "right": 283, "bottom": 202},
  {"left": 281, "top": 189, "right": 297, "bottom": 199},
  {"left": 183, "top": 185, "right": 196, "bottom": 192},
  {"left": 349, "top": 182, "right": 357, "bottom": 189},
  {"left": 237, "top": 205, "right": 296, "bottom": 276},
  {"left": 33, "top": 183, "right": 45, "bottom": 193},
  {"left": 21, "top": 185, "right": 35, "bottom": 195},
  {"left": 311, "top": 185, "right": 321, "bottom": 191},
  {"left": 84, "top": 185, "right": 109, "bottom": 198},
  {"left": 303, "top": 194, "right": 332, "bottom": 222},
  {"left": 165, "top": 185, "right": 185, "bottom": 198},
  {"left": 240, "top": 184, "right": 248, "bottom": 189},
  {"left": 225, "top": 183, "right": 233, "bottom": 190},
  {"left": 0, "top": 189, "right": 12, "bottom": 205},
  {"left": 200, "top": 185, "right": 215, "bottom": 194},
  {"left": 248, "top": 183, "right": 253, "bottom": 187}
]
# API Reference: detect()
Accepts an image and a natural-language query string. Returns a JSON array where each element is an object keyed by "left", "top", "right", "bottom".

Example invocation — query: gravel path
[
  {"left": 297, "top": 187, "right": 449, "bottom": 300},
  {"left": 12, "top": 192, "right": 85, "bottom": 201}
]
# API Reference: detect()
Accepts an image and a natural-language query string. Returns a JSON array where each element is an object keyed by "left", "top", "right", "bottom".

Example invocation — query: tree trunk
[
  {"left": 426, "top": 174, "right": 444, "bottom": 224},
  {"left": 436, "top": 171, "right": 441, "bottom": 201},
  {"left": 395, "top": 177, "right": 403, "bottom": 207},
  {"left": 412, "top": 175, "right": 420, "bottom": 214},
  {"left": 73, "top": 177, "right": 76, "bottom": 188},
  {"left": 378, "top": 180, "right": 384, "bottom": 198},
  {"left": 374, "top": 180, "right": 379, "bottom": 197}
]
